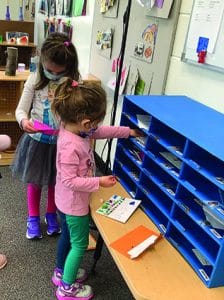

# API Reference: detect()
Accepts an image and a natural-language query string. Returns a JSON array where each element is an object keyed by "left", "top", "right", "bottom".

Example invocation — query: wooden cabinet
[
  {"left": 0, "top": 72, "right": 100, "bottom": 165},
  {"left": 0, "top": 20, "right": 36, "bottom": 70},
  {"left": 0, "top": 71, "right": 30, "bottom": 165},
  {"left": 114, "top": 95, "right": 224, "bottom": 288}
]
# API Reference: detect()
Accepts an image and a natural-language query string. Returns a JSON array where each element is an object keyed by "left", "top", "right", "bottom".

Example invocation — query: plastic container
[{"left": 18, "top": 63, "right": 25, "bottom": 72}]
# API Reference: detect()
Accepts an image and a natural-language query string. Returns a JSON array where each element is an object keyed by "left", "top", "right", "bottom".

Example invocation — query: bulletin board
[
  {"left": 89, "top": 0, "right": 182, "bottom": 95},
  {"left": 182, "top": 0, "right": 224, "bottom": 73}
]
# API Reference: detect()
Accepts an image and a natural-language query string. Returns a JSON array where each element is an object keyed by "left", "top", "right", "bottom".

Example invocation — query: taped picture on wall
[
  {"left": 100, "top": 0, "right": 119, "bottom": 18},
  {"left": 125, "top": 65, "right": 153, "bottom": 95},
  {"left": 107, "top": 63, "right": 130, "bottom": 95},
  {"left": 133, "top": 23, "right": 158, "bottom": 64},
  {"left": 96, "top": 28, "right": 114, "bottom": 59}
]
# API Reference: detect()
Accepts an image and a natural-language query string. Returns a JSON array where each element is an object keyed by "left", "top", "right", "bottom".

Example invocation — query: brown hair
[
  {"left": 35, "top": 33, "right": 80, "bottom": 90},
  {"left": 52, "top": 77, "right": 107, "bottom": 124}
]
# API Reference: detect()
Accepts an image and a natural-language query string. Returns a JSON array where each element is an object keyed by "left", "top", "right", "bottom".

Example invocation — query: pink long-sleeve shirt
[{"left": 55, "top": 125, "right": 130, "bottom": 216}]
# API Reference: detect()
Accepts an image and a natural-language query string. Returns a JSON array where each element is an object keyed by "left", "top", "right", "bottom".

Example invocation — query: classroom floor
[{"left": 0, "top": 166, "right": 134, "bottom": 300}]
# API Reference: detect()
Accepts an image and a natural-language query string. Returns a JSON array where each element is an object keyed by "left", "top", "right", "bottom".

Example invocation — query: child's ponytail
[{"left": 52, "top": 77, "right": 107, "bottom": 125}]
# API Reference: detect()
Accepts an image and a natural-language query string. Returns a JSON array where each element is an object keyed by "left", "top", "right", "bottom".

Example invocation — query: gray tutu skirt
[{"left": 11, "top": 134, "right": 56, "bottom": 186}]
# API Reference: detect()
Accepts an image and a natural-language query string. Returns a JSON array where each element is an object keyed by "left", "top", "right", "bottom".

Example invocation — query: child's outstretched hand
[
  {"left": 99, "top": 175, "right": 117, "bottom": 188},
  {"left": 129, "top": 129, "right": 144, "bottom": 137},
  {"left": 21, "top": 119, "right": 38, "bottom": 133}
]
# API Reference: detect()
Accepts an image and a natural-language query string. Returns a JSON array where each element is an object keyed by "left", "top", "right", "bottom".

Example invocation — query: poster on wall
[
  {"left": 132, "top": 23, "right": 158, "bottom": 64},
  {"left": 96, "top": 28, "right": 114, "bottom": 59},
  {"left": 107, "top": 63, "right": 130, "bottom": 95},
  {"left": 146, "top": 0, "right": 174, "bottom": 18},
  {"left": 39, "top": 0, "right": 73, "bottom": 16},
  {"left": 125, "top": 64, "right": 154, "bottom": 95},
  {"left": 100, "top": 0, "right": 120, "bottom": 18}
]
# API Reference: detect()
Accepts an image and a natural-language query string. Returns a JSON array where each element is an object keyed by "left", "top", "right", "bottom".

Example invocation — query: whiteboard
[{"left": 182, "top": 0, "right": 224, "bottom": 73}]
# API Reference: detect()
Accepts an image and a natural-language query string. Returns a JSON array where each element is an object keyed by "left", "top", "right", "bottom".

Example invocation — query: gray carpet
[{"left": 0, "top": 166, "right": 134, "bottom": 300}]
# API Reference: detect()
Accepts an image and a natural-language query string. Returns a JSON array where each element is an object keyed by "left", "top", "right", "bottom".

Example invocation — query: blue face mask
[
  {"left": 80, "top": 128, "right": 97, "bottom": 138},
  {"left": 43, "top": 68, "right": 66, "bottom": 81}
]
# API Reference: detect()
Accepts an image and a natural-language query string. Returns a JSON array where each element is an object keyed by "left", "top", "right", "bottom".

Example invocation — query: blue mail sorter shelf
[{"left": 113, "top": 95, "right": 224, "bottom": 288}]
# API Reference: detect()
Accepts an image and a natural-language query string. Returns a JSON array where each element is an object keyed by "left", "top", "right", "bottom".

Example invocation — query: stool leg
[{"left": 91, "top": 233, "right": 104, "bottom": 274}]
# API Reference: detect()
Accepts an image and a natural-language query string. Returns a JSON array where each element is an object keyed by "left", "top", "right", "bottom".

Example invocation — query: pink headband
[
  {"left": 71, "top": 80, "right": 79, "bottom": 87},
  {"left": 64, "top": 41, "right": 71, "bottom": 47}
]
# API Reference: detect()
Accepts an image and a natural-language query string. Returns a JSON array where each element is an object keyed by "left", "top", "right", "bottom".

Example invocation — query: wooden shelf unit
[
  {"left": 0, "top": 71, "right": 30, "bottom": 166},
  {"left": 0, "top": 72, "right": 101, "bottom": 166},
  {"left": 0, "top": 20, "right": 36, "bottom": 69}
]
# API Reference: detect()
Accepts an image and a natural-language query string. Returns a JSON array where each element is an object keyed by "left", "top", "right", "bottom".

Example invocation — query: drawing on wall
[
  {"left": 146, "top": 0, "right": 173, "bottom": 18},
  {"left": 96, "top": 28, "right": 114, "bottom": 59},
  {"left": 125, "top": 66, "right": 139, "bottom": 95},
  {"left": 100, "top": 0, "right": 119, "bottom": 18},
  {"left": 39, "top": 0, "right": 73, "bottom": 17},
  {"left": 125, "top": 64, "right": 154, "bottom": 95},
  {"left": 133, "top": 23, "right": 158, "bottom": 63},
  {"left": 155, "top": 0, "right": 164, "bottom": 9},
  {"left": 135, "top": 73, "right": 146, "bottom": 95},
  {"left": 107, "top": 62, "right": 130, "bottom": 95}
]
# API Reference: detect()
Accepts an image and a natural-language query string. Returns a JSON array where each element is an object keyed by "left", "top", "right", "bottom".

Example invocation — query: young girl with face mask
[
  {"left": 51, "top": 77, "right": 142, "bottom": 299},
  {"left": 12, "top": 33, "right": 80, "bottom": 240}
]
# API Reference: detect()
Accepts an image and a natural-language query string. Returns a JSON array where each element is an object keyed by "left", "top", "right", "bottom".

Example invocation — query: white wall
[
  {"left": 165, "top": 0, "right": 224, "bottom": 113},
  {"left": 71, "top": 0, "right": 95, "bottom": 76}
]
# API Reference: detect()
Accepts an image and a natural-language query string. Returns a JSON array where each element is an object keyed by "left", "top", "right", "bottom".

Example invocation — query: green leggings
[{"left": 62, "top": 214, "right": 89, "bottom": 284}]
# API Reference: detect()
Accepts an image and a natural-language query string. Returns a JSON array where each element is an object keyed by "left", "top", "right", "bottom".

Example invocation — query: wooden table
[{"left": 90, "top": 183, "right": 224, "bottom": 300}]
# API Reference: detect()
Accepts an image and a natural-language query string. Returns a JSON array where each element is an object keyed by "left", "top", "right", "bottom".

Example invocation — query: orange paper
[{"left": 110, "top": 225, "right": 161, "bottom": 258}]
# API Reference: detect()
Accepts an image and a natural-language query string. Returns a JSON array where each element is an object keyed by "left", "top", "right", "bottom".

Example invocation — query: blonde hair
[{"left": 52, "top": 77, "right": 107, "bottom": 124}]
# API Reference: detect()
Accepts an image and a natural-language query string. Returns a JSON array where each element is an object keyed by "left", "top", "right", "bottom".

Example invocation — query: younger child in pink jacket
[{"left": 51, "top": 77, "right": 142, "bottom": 300}]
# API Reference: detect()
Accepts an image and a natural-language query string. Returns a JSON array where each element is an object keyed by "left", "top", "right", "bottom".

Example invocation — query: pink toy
[
  {"left": 33, "top": 120, "right": 59, "bottom": 135},
  {"left": 0, "top": 135, "right": 11, "bottom": 151}
]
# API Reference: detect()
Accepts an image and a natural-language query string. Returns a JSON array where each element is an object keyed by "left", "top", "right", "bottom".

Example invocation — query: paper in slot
[{"left": 110, "top": 225, "right": 161, "bottom": 259}]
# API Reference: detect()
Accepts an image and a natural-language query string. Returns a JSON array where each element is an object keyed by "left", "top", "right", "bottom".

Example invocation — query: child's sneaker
[
  {"left": 26, "top": 216, "right": 42, "bottom": 239},
  {"left": 56, "top": 281, "right": 93, "bottom": 300},
  {"left": 52, "top": 267, "right": 87, "bottom": 286},
  {"left": 45, "top": 213, "right": 61, "bottom": 235}
]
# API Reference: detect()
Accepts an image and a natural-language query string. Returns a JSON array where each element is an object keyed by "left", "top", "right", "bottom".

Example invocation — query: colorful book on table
[{"left": 96, "top": 194, "right": 141, "bottom": 223}]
